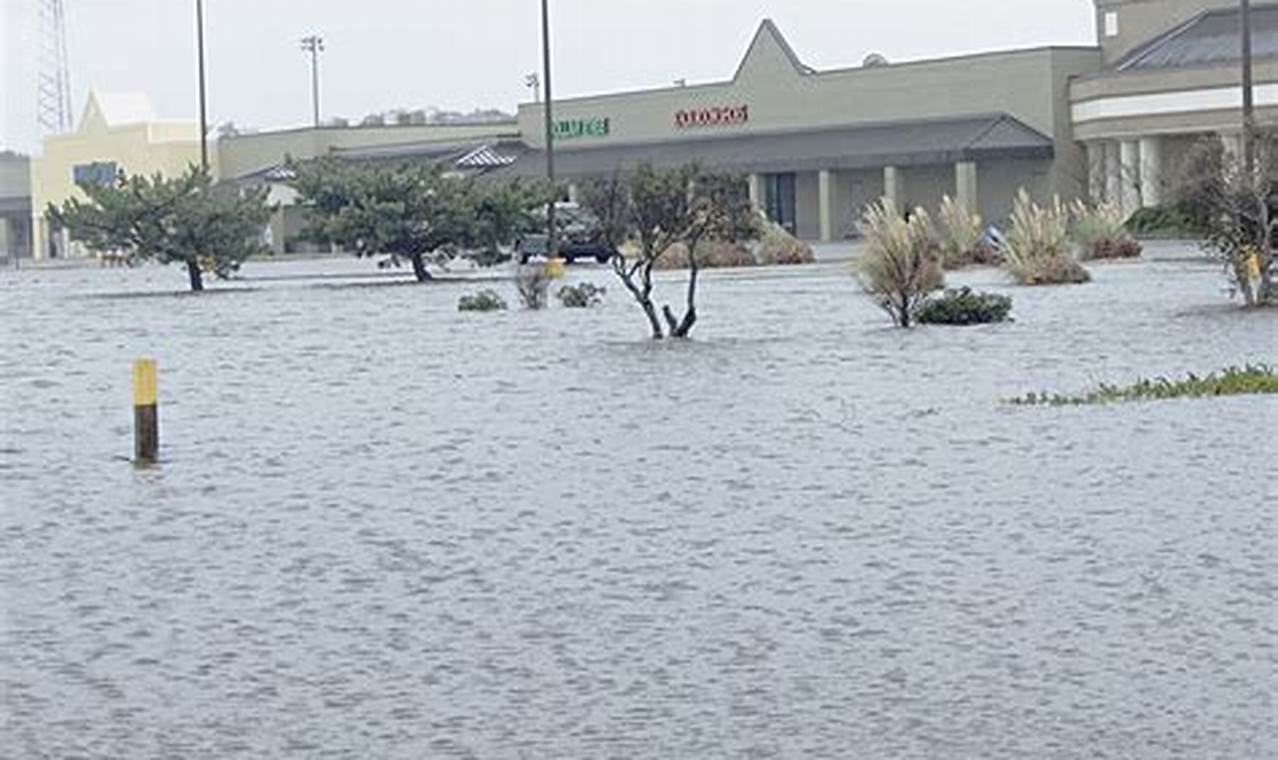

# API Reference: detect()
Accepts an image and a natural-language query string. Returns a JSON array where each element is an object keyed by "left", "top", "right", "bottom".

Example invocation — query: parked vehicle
[{"left": 516, "top": 203, "right": 617, "bottom": 264}]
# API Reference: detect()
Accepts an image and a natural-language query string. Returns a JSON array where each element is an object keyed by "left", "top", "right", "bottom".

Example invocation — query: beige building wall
[
  {"left": 520, "top": 28, "right": 1095, "bottom": 148},
  {"left": 518, "top": 23, "right": 1101, "bottom": 219},
  {"left": 30, "top": 93, "right": 205, "bottom": 259}
]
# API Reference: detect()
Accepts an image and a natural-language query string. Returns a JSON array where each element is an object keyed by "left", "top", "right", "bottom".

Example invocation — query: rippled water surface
[{"left": 2, "top": 252, "right": 1275, "bottom": 758}]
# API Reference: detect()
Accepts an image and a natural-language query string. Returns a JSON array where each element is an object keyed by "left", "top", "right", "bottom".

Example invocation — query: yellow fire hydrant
[{"left": 545, "top": 257, "right": 566, "bottom": 279}]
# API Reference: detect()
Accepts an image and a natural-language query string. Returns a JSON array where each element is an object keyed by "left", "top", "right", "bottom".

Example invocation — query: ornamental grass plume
[
  {"left": 1003, "top": 189, "right": 1091, "bottom": 285},
  {"left": 937, "top": 195, "right": 987, "bottom": 268},
  {"left": 1070, "top": 200, "right": 1143, "bottom": 260},
  {"left": 856, "top": 199, "right": 944, "bottom": 327}
]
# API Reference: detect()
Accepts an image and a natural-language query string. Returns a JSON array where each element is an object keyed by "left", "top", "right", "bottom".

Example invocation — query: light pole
[
  {"left": 1242, "top": 0, "right": 1255, "bottom": 174},
  {"left": 196, "top": 0, "right": 209, "bottom": 171},
  {"left": 301, "top": 35, "right": 325, "bottom": 128},
  {"left": 525, "top": 72, "right": 541, "bottom": 103},
  {"left": 541, "top": 0, "right": 558, "bottom": 257}
]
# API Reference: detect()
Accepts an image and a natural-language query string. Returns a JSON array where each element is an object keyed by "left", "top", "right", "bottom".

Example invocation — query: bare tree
[
  {"left": 580, "top": 164, "right": 758, "bottom": 339},
  {"left": 1178, "top": 136, "right": 1277, "bottom": 307},
  {"left": 514, "top": 264, "right": 552, "bottom": 309}
]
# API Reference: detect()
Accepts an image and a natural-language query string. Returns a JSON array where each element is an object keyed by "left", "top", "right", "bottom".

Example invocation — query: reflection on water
[{"left": 1, "top": 255, "right": 1275, "bottom": 758}]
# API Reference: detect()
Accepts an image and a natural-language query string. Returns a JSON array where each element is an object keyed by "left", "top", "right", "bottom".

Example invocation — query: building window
[
  {"left": 763, "top": 173, "right": 797, "bottom": 235},
  {"left": 1104, "top": 12, "right": 1119, "bottom": 38}
]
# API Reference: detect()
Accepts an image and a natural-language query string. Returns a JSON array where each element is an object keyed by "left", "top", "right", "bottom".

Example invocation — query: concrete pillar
[
  {"left": 1139, "top": 136, "right": 1164, "bottom": 209},
  {"left": 955, "top": 161, "right": 979, "bottom": 214},
  {"left": 1105, "top": 141, "right": 1123, "bottom": 212},
  {"left": 1120, "top": 140, "right": 1141, "bottom": 216},
  {"left": 567, "top": 183, "right": 580, "bottom": 204},
  {"left": 884, "top": 166, "right": 904, "bottom": 209},
  {"left": 818, "top": 169, "right": 835, "bottom": 242},
  {"left": 1221, "top": 131, "right": 1244, "bottom": 160},
  {"left": 0, "top": 217, "right": 10, "bottom": 259},
  {"left": 1088, "top": 143, "right": 1108, "bottom": 203},
  {"left": 747, "top": 174, "right": 763, "bottom": 212},
  {"left": 31, "top": 213, "right": 45, "bottom": 261},
  {"left": 266, "top": 208, "right": 287, "bottom": 255}
]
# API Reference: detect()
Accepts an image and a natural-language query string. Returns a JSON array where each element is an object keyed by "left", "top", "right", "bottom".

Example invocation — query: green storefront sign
[{"left": 554, "top": 117, "right": 610, "bottom": 140}]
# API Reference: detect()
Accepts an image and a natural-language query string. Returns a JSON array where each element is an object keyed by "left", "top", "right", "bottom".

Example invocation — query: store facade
[
  {"left": 504, "top": 20, "right": 1100, "bottom": 240},
  {"left": 32, "top": 1, "right": 1275, "bottom": 255}
]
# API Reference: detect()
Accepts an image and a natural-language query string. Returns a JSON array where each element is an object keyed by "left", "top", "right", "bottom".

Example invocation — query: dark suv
[{"left": 516, "top": 203, "right": 616, "bottom": 264}]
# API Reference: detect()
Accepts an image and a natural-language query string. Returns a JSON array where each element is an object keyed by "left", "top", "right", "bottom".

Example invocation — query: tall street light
[
  {"left": 301, "top": 35, "right": 325, "bottom": 128},
  {"left": 196, "top": 0, "right": 209, "bottom": 171},
  {"left": 1241, "top": 0, "right": 1255, "bottom": 175},
  {"left": 541, "top": 0, "right": 558, "bottom": 257}
]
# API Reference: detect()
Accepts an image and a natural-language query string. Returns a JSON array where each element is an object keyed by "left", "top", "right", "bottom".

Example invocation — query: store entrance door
[{"left": 763, "top": 172, "right": 797, "bottom": 234}]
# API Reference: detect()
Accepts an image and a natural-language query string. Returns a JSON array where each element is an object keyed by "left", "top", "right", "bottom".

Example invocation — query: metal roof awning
[
  {"left": 1118, "top": 4, "right": 1278, "bottom": 71},
  {"left": 497, "top": 114, "right": 1054, "bottom": 179},
  {"left": 331, "top": 137, "right": 523, "bottom": 164}
]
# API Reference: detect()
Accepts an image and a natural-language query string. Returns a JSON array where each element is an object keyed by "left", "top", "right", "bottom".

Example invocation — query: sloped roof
[
  {"left": 1117, "top": 4, "right": 1278, "bottom": 71},
  {"left": 497, "top": 114, "right": 1053, "bottom": 178}
]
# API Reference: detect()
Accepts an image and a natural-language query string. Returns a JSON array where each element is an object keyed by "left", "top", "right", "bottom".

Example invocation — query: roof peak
[{"left": 733, "top": 19, "right": 815, "bottom": 81}]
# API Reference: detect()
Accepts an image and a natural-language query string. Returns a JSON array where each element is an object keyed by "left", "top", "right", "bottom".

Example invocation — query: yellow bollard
[
  {"left": 133, "top": 358, "right": 159, "bottom": 463},
  {"left": 545, "top": 257, "right": 566, "bottom": 279}
]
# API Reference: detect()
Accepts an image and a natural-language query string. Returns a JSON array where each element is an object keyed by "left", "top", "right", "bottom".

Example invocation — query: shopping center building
[{"left": 25, "top": 0, "right": 1278, "bottom": 257}]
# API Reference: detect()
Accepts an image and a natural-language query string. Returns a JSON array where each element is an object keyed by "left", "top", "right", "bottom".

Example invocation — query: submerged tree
[
  {"left": 48, "top": 166, "right": 272, "bottom": 292},
  {"left": 1177, "top": 136, "right": 1276, "bottom": 307},
  {"left": 289, "top": 158, "right": 546, "bottom": 282},
  {"left": 580, "top": 163, "right": 758, "bottom": 339}
]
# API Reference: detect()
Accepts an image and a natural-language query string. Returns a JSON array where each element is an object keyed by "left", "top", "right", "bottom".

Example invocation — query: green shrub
[
  {"left": 1004, "top": 190, "right": 1091, "bottom": 285},
  {"left": 558, "top": 282, "right": 606, "bottom": 308},
  {"left": 458, "top": 289, "right": 507, "bottom": 312},
  {"left": 1010, "top": 364, "right": 1278, "bottom": 406},
  {"left": 916, "top": 287, "right": 1012, "bottom": 325},
  {"left": 756, "top": 220, "right": 816, "bottom": 265},
  {"left": 1125, "top": 205, "right": 1194, "bottom": 236},
  {"left": 856, "top": 199, "right": 944, "bottom": 327}
]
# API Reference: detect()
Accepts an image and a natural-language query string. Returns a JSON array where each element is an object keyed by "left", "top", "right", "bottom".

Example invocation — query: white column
[
  {"left": 1120, "top": 140, "right": 1141, "bottom": 216},
  {"left": 567, "top": 183, "right": 580, "bottom": 204},
  {"left": 32, "top": 213, "right": 46, "bottom": 261},
  {"left": 1105, "top": 142, "right": 1122, "bottom": 210},
  {"left": 267, "top": 208, "right": 287, "bottom": 255},
  {"left": 1221, "top": 131, "right": 1244, "bottom": 160},
  {"left": 1088, "top": 143, "right": 1108, "bottom": 204},
  {"left": 884, "top": 166, "right": 904, "bottom": 209},
  {"left": 818, "top": 169, "right": 834, "bottom": 242},
  {"left": 955, "top": 161, "right": 979, "bottom": 214},
  {"left": 747, "top": 174, "right": 763, "bottom": 212},
  {"left": 1139, "top": 136, "right": 1164, "bottom": 209}
]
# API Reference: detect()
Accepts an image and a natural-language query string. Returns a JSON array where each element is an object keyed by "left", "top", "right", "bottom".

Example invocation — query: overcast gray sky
[{"left": 1, "top": 0, "right": 1098, "bottom": 153}]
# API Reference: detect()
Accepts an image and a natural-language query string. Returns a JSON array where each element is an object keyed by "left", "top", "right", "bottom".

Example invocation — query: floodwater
[{"left": 1, "top": 250, "right": 1275, "bottom": 759}]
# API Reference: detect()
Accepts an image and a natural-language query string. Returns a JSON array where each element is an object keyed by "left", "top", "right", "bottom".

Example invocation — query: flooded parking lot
[{"left": 1, "top": 251, "right": 1275, "bottom": 758}]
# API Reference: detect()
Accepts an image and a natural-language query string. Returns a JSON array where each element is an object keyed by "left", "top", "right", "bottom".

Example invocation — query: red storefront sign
[{"left": 675, "top": 105, "right": 749, "bottom": 128}]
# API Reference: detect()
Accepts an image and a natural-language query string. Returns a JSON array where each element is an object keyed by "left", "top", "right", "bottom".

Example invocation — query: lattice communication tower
[{"left": 37, "top": 0, "right": 74, "bottom": 134}]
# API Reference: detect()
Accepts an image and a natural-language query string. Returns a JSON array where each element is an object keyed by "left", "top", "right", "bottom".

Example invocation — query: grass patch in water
[{"left": 1009, "top": 365, "right": 1278, "bottom": 406}]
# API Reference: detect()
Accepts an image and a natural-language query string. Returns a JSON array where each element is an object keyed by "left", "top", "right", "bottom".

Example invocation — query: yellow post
[
  {"left": 133, "top": 358, "right": 159, "bottom": 463},
  {"left": 1244, "top": 249, "right": 1262, "bottom": 283}
]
